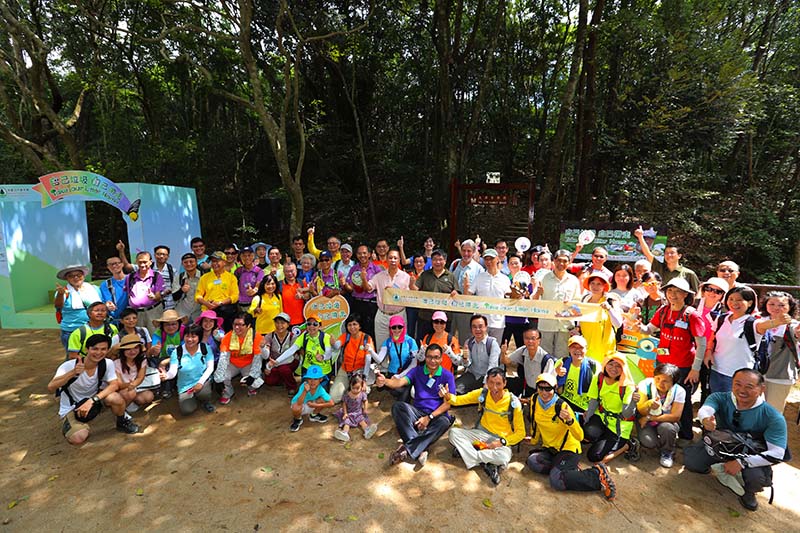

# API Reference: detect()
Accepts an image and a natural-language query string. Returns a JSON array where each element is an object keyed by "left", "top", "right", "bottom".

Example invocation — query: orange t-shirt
[
  {"left": 422, "top": 330, "right": 460, "bottom": 373},
  {"left": 281, "top": 281, "right": 306, "bottom": 325},
  {"left": 336, "top": 332, "right": 374, "bottom": 373},
  {"left": 221, "top": 330, "right": 264, "bottom": 368}
]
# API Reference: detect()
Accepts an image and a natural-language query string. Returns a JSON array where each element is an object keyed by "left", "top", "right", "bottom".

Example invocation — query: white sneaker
[
  {"left": 126, "top": 403, "right": 140, "bottom": 414},
  {"left": 711, "top": 463, "right": 745, "bottom": 496},
  {"left": 418, "top": 451, "right": 428, "bottom": 466},
  {"left": 659, "top": 451, "right": 674, "bottom": 468},
  {"left": 334, "top": 429, "right": 351, "bottom": 442},
  {"left": 364, "top": 424, "right": 378, "bottom": 440}
]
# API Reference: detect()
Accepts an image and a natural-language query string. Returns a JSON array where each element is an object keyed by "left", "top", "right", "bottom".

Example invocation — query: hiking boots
[
  {"left": 595, "top": 463, "right": 616, "bottom": 501},
  {"left": 482, "top": 463, "right": 501, "bottom": 485},
  {"left": 116, "top": 416, "right": 140, "bottom": 434},
  {"left": 739, "top": 491, "right": 758, "bottom": 511}
]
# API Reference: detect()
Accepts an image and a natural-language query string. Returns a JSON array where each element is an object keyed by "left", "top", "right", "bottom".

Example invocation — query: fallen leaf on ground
[
  {"left": 48, "top": 475, "right": 59, "bottom": 482},
  {"left": 727, "top": 508, "right": 740, "bottom": 518},
  {"left": 344, "top": 443, "right": 352, "bottom": 450},
  {"left": 260, "top": 466, "right": 273, "bottom": 473},
  {"left": 135, "top": 488, "right": 144, "bottom": 496},
  {"left": 378, "top": 453, "right": 385, "bottom": 459},
  {"left": 323, "top": 514, "right": 335, "bottom": 523},
  {"left": 482, "top": 498, "right": 493, "bottom": 509},
  {"left": 347, "top": 515, "right": 358, "bottom": 521}
]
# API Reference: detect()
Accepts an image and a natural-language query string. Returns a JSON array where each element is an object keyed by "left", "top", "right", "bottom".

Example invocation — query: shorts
[
  {"left": 300, "top": 403, "right": 316, "bottom": 416},
  {"left": 61, "top": 410, "right": 93, "bottom": 439}
]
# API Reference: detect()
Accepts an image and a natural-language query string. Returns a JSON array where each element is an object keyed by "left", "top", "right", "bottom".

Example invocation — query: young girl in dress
[{"left": 333, "top": 374, "right": 377, "bottom": 442}]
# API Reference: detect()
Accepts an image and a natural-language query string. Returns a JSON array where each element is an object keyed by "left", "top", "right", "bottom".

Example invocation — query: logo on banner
[{"left": 32, "top": 171, "right": 141, "bottom": 221}]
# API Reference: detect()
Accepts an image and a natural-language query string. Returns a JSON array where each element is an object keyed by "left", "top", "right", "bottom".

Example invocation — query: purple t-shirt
[
  {"left": 404, "top": 365, "right": 455, "bottom": 414},
  {"left": 346, "top": 262, "right": 383, "bottom": 301},
  {"left": 235, "top": 265, "right": 265, "bottom": 305},
  {"left": 126, "top": 270, "right": 165, "bottom": 309}
]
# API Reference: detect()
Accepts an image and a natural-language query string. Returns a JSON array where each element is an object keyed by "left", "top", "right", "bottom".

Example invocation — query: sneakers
[
  {"left": 418, "top": 451, "right": 428, "bottom": 467},
  {"left": 595, "top": 463, "right": 616, "bottom": 501},
  {"left": 334, "top": 429, "right": 351, "bottom": 442},
  {"left": 309, "top": 413, "right": 328, "bottom": 423},
  {"left": 739, "top": 491, "right": 758, "bottom": 511},
  {"left": 219, "top": 396, "right": 232, "bottom": 405},
  {"left": 202, "top": 402, "right": 216, "bottom": 413},
  {"left": 659, "top": 451, "right": 674, "bottom": 468},
  {"left": 364, "top": 424, "right": 378, "bottom": 440},
  {"left": 289, "top": 418, "right": 303, "bottom": 432},
  {"left": 482, "top": 463, "right": 501, "bottom": 485},
  {"left": 116, "top": 416, "right": 140, "bottom": 434},
  {"left": 126, "top": 403, "right": 140, "bottom": 414},
  {"left": 390, "top": 444, "right": 408, "bottom": 465},
  {"left": 711, "top": 463, "right": 745, "bottom": 496},
  {"left": 247, "top": 388, "right": 258, "bottom": 397}
]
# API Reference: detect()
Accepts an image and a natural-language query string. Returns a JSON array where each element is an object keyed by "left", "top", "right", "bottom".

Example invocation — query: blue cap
[{"left": 305, "top": 365, "right": 325, "bottom": 379}]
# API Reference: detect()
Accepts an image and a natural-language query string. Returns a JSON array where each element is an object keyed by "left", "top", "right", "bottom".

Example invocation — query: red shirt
[
  {"left": 650, "top": 305, "right": 706, "bottom": 368},
  {"left": 281, "top": 281, "right": 306, "bottom": 325}
]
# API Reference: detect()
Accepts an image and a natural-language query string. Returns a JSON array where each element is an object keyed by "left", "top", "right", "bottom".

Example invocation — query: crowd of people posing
[{"left": 47, "top": 227, "right": 794, "bottom": 511}]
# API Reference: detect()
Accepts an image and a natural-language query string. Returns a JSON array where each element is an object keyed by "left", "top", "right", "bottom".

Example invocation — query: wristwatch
[
  {"left": 91, "top": 395, "right": 100, "bottom": 403},
  {"left": 428, "top": 414, "right": 435, "bottom": 420},
  {"left": 499, "top": 438, "right": 507, "bottom": 446}
]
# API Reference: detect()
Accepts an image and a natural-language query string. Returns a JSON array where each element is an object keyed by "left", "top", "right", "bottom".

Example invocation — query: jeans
[
  {"left": 526, "top": 450, "right": 601, "bottom": 492},
  {"left": 391, "top": 402, "right": 453, "bottom": 460},
  {"left": 684, "top": 441, "right": 773, "bottom": 494},
  {"left": 710, "top": 370, "right": 733, "bottom": 394}
]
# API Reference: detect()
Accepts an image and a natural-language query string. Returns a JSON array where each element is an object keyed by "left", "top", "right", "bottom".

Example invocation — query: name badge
[
  {"left": 426, "top": 377, "right": 436, "bottom": 388},
  {"left": 213, "top": 279, "right": 222, "bottom": 285},
  {"left": 675, "top": 320, "right": 688, "bottom": 329}
]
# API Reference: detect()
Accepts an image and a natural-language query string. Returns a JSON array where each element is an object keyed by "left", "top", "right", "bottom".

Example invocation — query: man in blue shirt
[
  {"left": 685, "top": 368, "right": 789, "bottom": 511},
  {"left": 377, "top": 344, "right": 455, "bottom": 467},
  {"left": 100, "top": 255, "right": 129, "bottom": 324}
]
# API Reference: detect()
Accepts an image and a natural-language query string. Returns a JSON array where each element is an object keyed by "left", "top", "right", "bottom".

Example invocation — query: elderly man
[
  {"left": 534, "top": 249, "right": 582, "bottom": 357},
  {"left": 307, "top": 226, "right": 342, "bottom": 262},
  {"left": 635, "top": 227, "right": 700, "bottom": 293},
  {"left": 67, "top": 302, "right": 118, "bottom": 359},
  {"left": 124, "top": 251, "right": 166, "bottom": 334},
  {"left": 195, "top": 251, "right": 240, "bottom": 331},
  {"left": 444, "top": 367, "right": 525, "bottom": 484},
  {"left": 685, "top": 368, "right": 788, "bottom": 511},
  {"left": 414, "top": 249, "right": 457, "bottom": 339},
  {"left": 450, "top": 239, "right": 485, "bottom": 343},
  {"left": 501, "top": 325, "right": 556, "bottom": 398},
  {"left": 55, "top": 265, "right": 102, "bottom": 351},
  {"left": 48, "top": 334, "right": 139, "bottom": 445},
  {"left": 455, "top": 314, "right": 501, "bottom": 394},
  {"left": 467, "top": 248, "right": 511, "bottom": 341},
  {"left": 368, "top": 249, "right": 411, "bottom": 348},
  {"left": 377, "top": 344, "right": 455, "bottom": 467},
  {"left": 344, "top": 244, "right": 382, "bottom": 341},
  {"left": 716, "top": 260, "right": 742, "bottom": 289},
  {"left": 100, "top": 256, "right": 128, "bottom": 324},
  {"left": 335, "top": 244, "right": 355, "bottom": 280},
  {"left": 266, "top": 246, "right": 285, "bottom": 281},
  {"left": 174, "top": 253, "right": 203, "bottom": 323}
]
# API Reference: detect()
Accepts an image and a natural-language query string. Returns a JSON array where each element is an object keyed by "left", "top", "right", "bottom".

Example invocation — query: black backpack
[{"left": 59, "top": 358, "right": 107, "bottom": 406}]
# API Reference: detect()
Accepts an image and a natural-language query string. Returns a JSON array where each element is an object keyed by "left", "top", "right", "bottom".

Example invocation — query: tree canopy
[{"left": 2, "top": 0, "right": 799, "bottom": 282}]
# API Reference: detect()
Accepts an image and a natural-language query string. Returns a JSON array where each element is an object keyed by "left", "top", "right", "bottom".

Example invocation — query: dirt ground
[{"left": 2, "top": 329, "right": 800, "bottom": 532}]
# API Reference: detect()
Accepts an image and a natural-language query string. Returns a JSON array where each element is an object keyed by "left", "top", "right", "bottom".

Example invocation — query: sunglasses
[
  {"left": 319, "top": 258, "right": 331, "bottom": 262},
  {"left": 592, "top": 255, "right": 606, "bottom": 259},
  {"left": 703, "top": 286, "right": 725, "bottom": 295},
  {"left": 390, "top": 325, "right": 404, "bottom": 330},
  {"left": 536, "top": 385, "right": 554, "bottom": 392},
  {"left": 432, "top": 320, "right": 446, "bottom": 324},
  {"left": 306, "top": 321, "right": 320, "bottom": 327},
  {"left": 717, "top": 268, "right": 735, "bottom": 273}
]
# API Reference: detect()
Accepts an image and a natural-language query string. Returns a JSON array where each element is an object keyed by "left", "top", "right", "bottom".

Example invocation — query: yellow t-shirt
[
  {"left": 248, "top": 294, "right": 282, "bottom": 334},
  {"left": 449, "top": 388, "right": 526, "bottom": 445},
  {"left": 195, "top": 270, "right": 239, "bottom": 310},
  {"left": 532, "top": 398, "right": 583, "bottom": 453},
  {"left": 588, "top": 376, "right": 634, "bottom": 439}
]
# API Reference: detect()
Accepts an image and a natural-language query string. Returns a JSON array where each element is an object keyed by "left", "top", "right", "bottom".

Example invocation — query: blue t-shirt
[
  {"left": 404, "top": 365, "right": 455, "bottom": 414},
  {"left": 292, "top": 385, "right": 332, "bottom": 405},
  {"left": 706, "top": 392, "right": 788, "bottom": 448},
  {"left": 383, "top": 337, "right": 419, "bottom": 375},
  {"left": 169, "top": 344, "right": 211, "bottom": 394},
  {"left": 99, "top": 277, "right": 129, "bottom": 320},
  {"left": 59, "top": 286, "right": 102, "bottom": 332}
]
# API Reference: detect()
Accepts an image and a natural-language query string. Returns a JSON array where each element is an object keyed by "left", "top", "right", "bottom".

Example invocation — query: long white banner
[{"left": 383, "top": 288, "right": 602, "bottom": 322}]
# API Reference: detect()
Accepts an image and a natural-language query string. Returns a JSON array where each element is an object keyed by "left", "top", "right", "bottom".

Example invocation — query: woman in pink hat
[{"left": 196, "top": 310, "right": 224, "bottom": 365}]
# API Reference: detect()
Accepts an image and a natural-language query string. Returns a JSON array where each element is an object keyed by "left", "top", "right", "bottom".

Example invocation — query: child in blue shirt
[{"left": 290, "top": 365, "right": 334, "bottom": 432}]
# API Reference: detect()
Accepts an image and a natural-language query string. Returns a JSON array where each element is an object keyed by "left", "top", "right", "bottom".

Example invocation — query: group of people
[{"left": 48, "top": 228, "right": 794, "bottom": 511}]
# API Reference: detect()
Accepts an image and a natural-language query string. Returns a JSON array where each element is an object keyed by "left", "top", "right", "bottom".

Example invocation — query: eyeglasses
[
  {"left": 306, "top": 321, "right": 320, "bottom": 327},
  {"left": 717, "top": 268, "right": 735, "bottom": 273},
  {"left": 703, "top": 286, "right": 725, "bottom": 295},
  {"left": 390, "top": 325, "right": 404, "bottom": 330},
  {"left": 432, "top": 320, "right": 446, "bottom": 324},
  {"left": 644, "top": 281, "right": 659, "bottom": 286},
  {"left": 536, "top": 385, "right": 554, "bottom": 392},
  {"left": 107, "top": 262, "right": 122, "bottom": 267}
]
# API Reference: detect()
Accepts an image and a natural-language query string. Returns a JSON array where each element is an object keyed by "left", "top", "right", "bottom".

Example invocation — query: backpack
[
  {"left": 556, "top": 356, "right": 597, "bottom": 394},
  {"left": 339, "top": 332, "right": 372, "bottom": 372},
  {"left": 423, "top": 333, "right": 454, "bottom": 349},
  {"left": 302, "top": 331, "right": 328, "bottom": 356},
  {"left": 59, "top": 358, "right": 108, "bottom": 406},
  {"left": 753, "top": 322, "right": 799, "bottom": 375},
  {"left": 174, "top": 343, "right": 209, "bottom": 370},
  {"left": 387, "top": 337, "right": 416, "bottom": 372},
  {"left": 595, "top": 373, "right": 635, "bottom": 436},
  {"left": 466, "top": 337, "right": 497, "bottom": 361},
  {"left": 528, "top": 393, "right": 569, "bottom": 451},
  {"left": 475, "top": 388, "right": 521, "bottom": 434},
  {"left": 105, "top": 278, "right": 116, "bottom": 303}
]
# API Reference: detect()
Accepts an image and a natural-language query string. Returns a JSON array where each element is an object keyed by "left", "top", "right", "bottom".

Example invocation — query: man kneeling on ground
[
  {"left": 443, "top": 367, "right": 525, "bottom": 485},
  {"left": 48, "top": 334, "right": 139, "bottom": 445}
]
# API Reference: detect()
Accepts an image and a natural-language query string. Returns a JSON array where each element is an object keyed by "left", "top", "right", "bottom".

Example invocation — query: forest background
[{"left": 2, "top": 0, "right": 799, "bottom": 284}]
